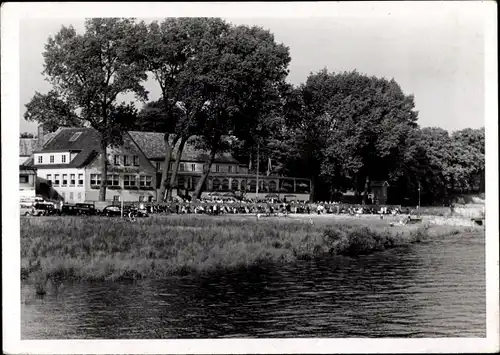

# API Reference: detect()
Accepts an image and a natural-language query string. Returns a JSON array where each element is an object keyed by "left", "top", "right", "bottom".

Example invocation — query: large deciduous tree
[
  {"left": 35, "top": 18, "right": 147, "bottom": 201},
  {"left": 191, "top": 24, "right": 291, "bottom": 199},
  {"left": 283, "top": 70, "right": 418, "bottom": 202},
  {"left": 136, "top": 18, "right": 228, "bottom": 201}
]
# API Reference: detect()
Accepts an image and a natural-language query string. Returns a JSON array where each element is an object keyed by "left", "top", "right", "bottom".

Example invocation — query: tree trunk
[
  {"left": 158, "top": 133, "right": 173, "bottom": 202},
  {"left": 362, "top": 175, "right": 370, "bottom": 205},
  {"left": 309, "top": 176, "right": 315, "bottom": 203},
  {"left": 166, "top": 136, "right": 188, "bottom": 201},
  {"left": 98, "top": 138, "right": 108, "bottom": 201},
  {"left": 193, "top": 139, "right": 218, "bottom": 200}
]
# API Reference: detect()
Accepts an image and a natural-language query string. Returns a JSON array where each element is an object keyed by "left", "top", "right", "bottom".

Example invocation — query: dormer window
[
  {"left": 50, "top": 155, "right": 54, "bottom": 163},
  {"left": 69, "top": 132, "right": 82, "bottom": 142},
  {"left": 62, "top": 155, "right": 66, "bottom": 163},
  {"left": 38, "top": 156, "right": 43, "bottom": 164}
]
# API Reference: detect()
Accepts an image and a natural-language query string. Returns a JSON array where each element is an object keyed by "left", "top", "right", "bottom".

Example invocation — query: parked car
[
  {"left": 20, "top": 205, "right": 33, "bottom": 216},
  {"left": 61, "top": 204, "right": 80, "bottom": 216},
  {"left": 74, "top": 203, "right": 97, "bottom": 215},
  {"left": 32, "top": 203, "right": 58, "bottom": 216},
  {"left": 100, "top": 205, "right": 149, "bottom": 218},
  {"left": 101, "top": 205, "right": 122, "bottom": 217}
]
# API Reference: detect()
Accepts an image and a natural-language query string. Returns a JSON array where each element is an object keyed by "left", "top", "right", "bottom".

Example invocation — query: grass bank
[{"left": 21, "top": 215, "right": 481, "bottom": 286}]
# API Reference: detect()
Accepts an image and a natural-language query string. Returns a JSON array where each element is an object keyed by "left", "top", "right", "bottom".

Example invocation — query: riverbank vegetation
[{"left": 21, "top": 216, "right": 481, "bottom": 288}]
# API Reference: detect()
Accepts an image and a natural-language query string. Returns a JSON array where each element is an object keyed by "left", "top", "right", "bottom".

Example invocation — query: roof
[
  {"left": 37, "top": 127, "right": 100, "bottom": 153},
  {"left": 19, "top": 132, "right": 56, "bottom": 156},
  {"left": 128, "top": 131, "right": 240, "bottom": 164},
  {"left": 31, "top": 127, "right": 101, "bottom": 168}
]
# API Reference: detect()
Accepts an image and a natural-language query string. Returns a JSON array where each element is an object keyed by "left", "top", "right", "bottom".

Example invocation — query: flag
[
  {"left": 249, "top": 152, "right": 252, "bottom": 171},
  {"left": 267, "top": 158, "right": 271, "bottom": 176}
]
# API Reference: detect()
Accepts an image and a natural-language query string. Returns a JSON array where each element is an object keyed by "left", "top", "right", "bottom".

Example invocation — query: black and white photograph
[{"left": 2, "top": 2, "right": 498, "bottom": 354}]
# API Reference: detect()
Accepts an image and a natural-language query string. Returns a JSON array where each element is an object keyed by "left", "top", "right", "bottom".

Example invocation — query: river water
[{"left": 21, "top": 232, "right": 485, "bottom": 338}]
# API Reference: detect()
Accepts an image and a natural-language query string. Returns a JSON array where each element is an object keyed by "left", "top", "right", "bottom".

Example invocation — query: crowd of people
[{"left": 135, "top": 198, "right": 406, "bottom": 217}]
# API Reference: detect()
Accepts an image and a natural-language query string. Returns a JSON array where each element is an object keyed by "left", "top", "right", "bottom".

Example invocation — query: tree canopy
[{"left": 26, "top": 17, "right": 484, "bottom": 205}]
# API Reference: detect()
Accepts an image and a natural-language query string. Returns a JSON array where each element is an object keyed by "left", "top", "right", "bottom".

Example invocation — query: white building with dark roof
[{"left": 24, "top": 127, "right": 312, "bottom": 203}]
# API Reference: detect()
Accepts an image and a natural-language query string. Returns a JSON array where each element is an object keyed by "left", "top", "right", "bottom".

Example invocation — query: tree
[
  {"left": 293, "top": 70, "right": 419, "bottom": 202},
  {"left": 136, "top": 18, "right": 229, "bottom": 201},
  {"left": 37, "top": 18, "right": 147, "bottom": 201},
  {"left": 24, "top": 90, "right": 83, "bottom": 132},
  {"left": 448, "top": 127, "right": 485, "bottom": 193},
  {"left": 20, "top": 132, "right": 36, "bottom": 138},
  {"left": 191, "top": 24, "right": 291, "bottom": 199}
]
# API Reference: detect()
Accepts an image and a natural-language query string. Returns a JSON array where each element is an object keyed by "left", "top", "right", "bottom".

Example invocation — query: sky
[{"left": 17, "top": 3, "right": 487, "bottom": 134}]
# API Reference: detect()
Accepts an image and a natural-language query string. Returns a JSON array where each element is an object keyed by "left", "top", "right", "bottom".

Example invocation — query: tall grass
[{"left": 20, "top": 215, "right": 479, "bottom": 284}]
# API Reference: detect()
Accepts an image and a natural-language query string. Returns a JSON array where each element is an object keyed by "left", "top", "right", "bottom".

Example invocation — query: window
[
  {"left": 179, "top": 163, "right": 185, "bottom": 172},
  {"left": 78, "top": 174, "right": 83, "bottom": 186},
  {"left": 123, "top": 156, "right": 130, "bottom": 166},
  {"left": 54, "top": 174, "right": 60, "bottom": 186},
  {"left": 62, "top": 174, "right": 68, "bottom": 186},
  {"left": 139, "top": 175, "right": 152, "bottom": 187},
  {"left": 114, "top": 155, "right": 120, "bottom": 166},
  {"left": 69, "top": 132, "right": 82, "bottom": 142},
  {"left": 50, "top": 155, "right": 54, "bottom": 163},
  {"left": 19, "top": 175, "right": 29, "bottom": 183},
  {"left": 133, "top": 155, "right": 139, "bottom": 166},
  {"left": 155, "top": 161, "right": 162, "bottom": 171},
  {"left": 77, "top": 192, "right": 82, "bottom": 201},
  {"left": 216, "top": 165, "right": 220, "bottom": 173},
  {"left": 61, "top": 192, "right": 66, "bottom": 200},
  {"left": 191, "top": 164, "right": 196, "bottom": 172},
  {"left": 124, "top": 175, "right": 136, "bottom": 187},
  {"left": 113, "top": 195, "right": 120, "bottom": 203},
  {"left": 46, "top": 174, "right": 52, "bottom": 182},
  {"left": 69, "top": 192, "right": 74, "bottom": 201},
  {"left": 70, "top": 174, "right": 76, "bottom": 186},
  {"left": 37, "top": 156, "right": 43, "bottom": 164},
  {"left": 62, "top": 155, "right": 66, "bottom": 163},
  {"left": 228, "top": 166, "right": 232, "bottom": 173},
  {"left": 139, "top": 196, "right": 144, "bottom": 202},
  {"left": 106, "top": 174, "right": 119, "bottom": 186},
  {"left": 90, "top": 174, "right": 101, "bottom": 186}
]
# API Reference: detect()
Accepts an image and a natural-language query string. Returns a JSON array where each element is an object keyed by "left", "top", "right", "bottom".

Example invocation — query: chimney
[{"left": 37, "top": 124, "right": 44, "bottom": 149}]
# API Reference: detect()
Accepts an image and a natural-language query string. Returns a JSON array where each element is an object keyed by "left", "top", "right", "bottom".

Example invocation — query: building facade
[{"left": 25, "top": 127, "right": 312, "bottom": 203}]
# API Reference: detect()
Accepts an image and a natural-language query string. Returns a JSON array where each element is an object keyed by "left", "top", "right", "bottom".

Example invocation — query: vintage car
[
  {"left": 74, "top": 203, "right": 97, "bottom": 215},
  {"left": 31, "top": 203, "right": 58, "bottom": 216}
]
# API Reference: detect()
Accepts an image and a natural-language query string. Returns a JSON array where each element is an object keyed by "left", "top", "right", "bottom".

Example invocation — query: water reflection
[{"left": 21, "top": 233, "right": 485, "bottom": 338}]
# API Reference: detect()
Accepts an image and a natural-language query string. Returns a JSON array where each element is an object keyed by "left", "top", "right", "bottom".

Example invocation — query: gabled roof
[
  {"left": 31, "top": 127, "right": 101, "bottom": 168},
  {"left": 128, "top": 131, "right": 240, "bottom": 164},
  {"left": 19, "top": 132, "right": 57, "bottom": 156},
  {"left": 37, "top": 127, "right": 100, "bottom": 153}
]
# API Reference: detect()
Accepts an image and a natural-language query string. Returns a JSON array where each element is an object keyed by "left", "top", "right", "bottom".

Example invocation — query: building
[
  {"left": 370, "top": 180, "right": 389, "bottom": 205},
  {"left": 19, "top": 165, "right": 37, "bottom": 199},
  {"left": 19, "top": 125, "right": 56, "bottom": 165},
  {"left": 19, "top": 126, "right": 60, "bottom": 201},
  {"left": 24, "top": 127, "right": 312, "bottom": 203},
  {"left": 129, "top": 131, "right": 312, "bottom": 202}
]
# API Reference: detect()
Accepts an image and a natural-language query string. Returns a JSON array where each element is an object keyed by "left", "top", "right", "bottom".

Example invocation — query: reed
[{"left": 20, "top": 215, "right": 480, "bottom": 283}]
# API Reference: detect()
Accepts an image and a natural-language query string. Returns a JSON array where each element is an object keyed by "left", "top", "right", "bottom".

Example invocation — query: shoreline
[{"left": 20, "top": 215, "right": 483, "bottom": 291}]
